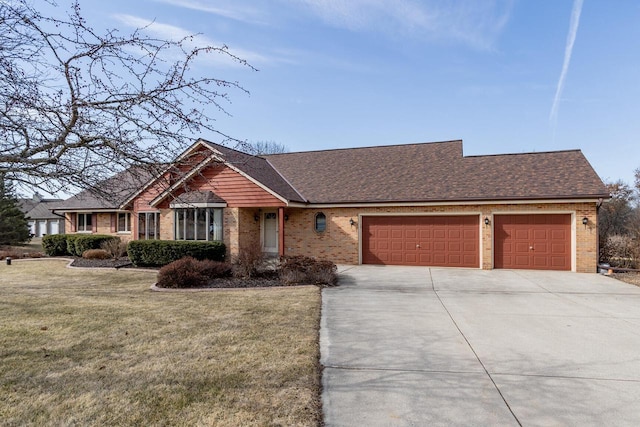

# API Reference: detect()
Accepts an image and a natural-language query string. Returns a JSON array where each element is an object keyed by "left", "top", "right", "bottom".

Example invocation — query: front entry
[{"left": 262, "top": 211, "right": 278, "bottom": 254}]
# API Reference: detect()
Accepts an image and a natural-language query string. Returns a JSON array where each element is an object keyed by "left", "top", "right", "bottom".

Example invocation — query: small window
[
  {"left": 117, "top": 213, "right": 131, "bottom": 232},
  {"left": 77, "top": 213, "right": 93, "bottom": 232},
  {"left": 314, "top": 212, "right": 326, "bottom": 233}
]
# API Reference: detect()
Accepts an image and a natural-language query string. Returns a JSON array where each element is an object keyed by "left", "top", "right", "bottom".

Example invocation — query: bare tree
[
  {"left": 0, "top": 0, "right": 254, "bottom": 195},
  {"left": 599, "top": 180, "right": 635, "bottom": 239},
  {"left": 243, "top": 141, "right": 289, "bottom": 155}
]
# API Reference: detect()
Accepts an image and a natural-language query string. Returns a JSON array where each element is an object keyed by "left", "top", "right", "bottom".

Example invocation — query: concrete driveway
[{"left": 321, "top": 266, "right": 640, "bottom": 426}]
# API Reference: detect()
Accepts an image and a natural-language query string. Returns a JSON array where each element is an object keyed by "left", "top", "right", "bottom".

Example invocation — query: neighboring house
[
  {"left": 18, "top": 194, "right": 65, "bottom": 237},
  {"left": 54, "top": 139, "right": 609, "bottom": 272}
]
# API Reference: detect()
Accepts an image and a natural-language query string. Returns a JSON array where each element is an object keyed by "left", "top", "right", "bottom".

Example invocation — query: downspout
[
  {"left": 278, "top": 207, "right": 285, "bottom": 258},
  {"left": 596, "top": 198, "right": 603, "bottom": 269}
]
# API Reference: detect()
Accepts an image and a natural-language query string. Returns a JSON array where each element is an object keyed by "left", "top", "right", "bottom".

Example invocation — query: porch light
[
  {"left": 484, "top": 217, "right": 490, "bottom": 226},
  {"left": 582, "top": 217, "right": 589, "bottom": 227},
  {"left": 284, "top": 214, "right": 289, "bottom": 221},
  {"left": 254, "top": 213, "right": 260, "bottom": 222},
  {"left": 349, "top": 218, "right": 355, "bottom": 226}
]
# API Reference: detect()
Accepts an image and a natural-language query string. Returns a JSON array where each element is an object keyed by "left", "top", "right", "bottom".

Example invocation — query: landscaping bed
[{"left": 70, "top": 256, "right": 134, "bottom": 269}]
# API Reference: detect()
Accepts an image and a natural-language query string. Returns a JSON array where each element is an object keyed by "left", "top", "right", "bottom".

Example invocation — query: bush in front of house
[
  {"left": 82, "top": 249, "right": 112, "bottom": 260},
  {"left": 64, "top": 234, "right": 80, "bottom": 256},
  {"left": 101, "top": 239, "right": 128, "bottom": 259},
  {"left": 156, "top": 257, "right": 232, "bottom": 288},
  {"left": 278, "top": 255, "right": 338, "bottom": 286},
  {"left": 73, "top": 235, "right": 120, "bottom": 257},
  {"left": 128, "top": 240, "right": 226, "bottom": 267},
  {"left": 601, "top": 234, "right": 639, "bottom": 269},
  {"left": 232, "top": 245, "right": 266, "bottom": 278},
  {"left": 42, "top": 234, "right": 69, "bottom": 256}
]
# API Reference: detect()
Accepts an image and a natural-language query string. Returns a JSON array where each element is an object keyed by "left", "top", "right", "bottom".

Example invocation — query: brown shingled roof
[
  {"left": 55, "top": 166, "right": 159, "bottom": 211},
  {"left": 264, "top": 140, "right": 608, "bottom": 203},
  {"left": 198, "top": 140, "right": 305, "bottom": 203},
  {"left": 58, "top": 139, "right": 608, "bottom": 209}
]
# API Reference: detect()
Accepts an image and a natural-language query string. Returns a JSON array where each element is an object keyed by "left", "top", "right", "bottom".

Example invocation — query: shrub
[
  {"left": 199, "top": 260, "right": 233, "bottom": 278},
  {"left": 82, "top": 249, "right": 112, "bottom": 260},
  {"left": 232, "top": 245, "right": 265, "bottom": 278},
  {"left": 602, "top": 234, "right": 639, "bottom": 269},
  {"left": 73, "top": 235, "right": 120, "bottom": 257},
  {"left": 65, "top": 235, "right": 81, "bottom": 256},
  {"left": 278, "top": 255, "right": 338, "bottom": 286},
  {"left": 42, "top": 234, "right": 69, "bottom": 256},
  {"left": 156, "top": 257, "right": 231, "bottom": 288},
  {"left": 101, "top": 238, "right": 128, "bottom": 259},
  {"left": 128, "top": 240, "right": 226, "bottom": 267}
]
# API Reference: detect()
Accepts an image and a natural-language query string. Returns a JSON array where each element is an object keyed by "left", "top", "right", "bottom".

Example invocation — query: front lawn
[{"left": 0, "top": 260, "right": 322, "bottom": 426}]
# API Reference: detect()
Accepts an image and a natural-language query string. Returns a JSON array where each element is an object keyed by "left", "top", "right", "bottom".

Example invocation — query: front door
[{"left": 262, "top": 211, "right": 278, "bottom": 254}]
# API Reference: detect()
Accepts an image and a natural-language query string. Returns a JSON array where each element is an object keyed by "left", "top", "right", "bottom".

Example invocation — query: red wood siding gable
[
  {"left": 168, "top": 164, "right": 285, "bottom": 208},
  {"left": 129, "top": 162, "right": 285, "bottom": 210}
]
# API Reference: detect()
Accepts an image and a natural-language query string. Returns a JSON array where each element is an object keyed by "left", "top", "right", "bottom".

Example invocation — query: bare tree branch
[{"left": 0, "top": 0, "right": 255, "bottom": 195}]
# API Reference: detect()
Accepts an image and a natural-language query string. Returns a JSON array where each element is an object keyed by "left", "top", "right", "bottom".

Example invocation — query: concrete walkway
[{"left": 321, "top": 266, "right": 640, "bottom": 426}]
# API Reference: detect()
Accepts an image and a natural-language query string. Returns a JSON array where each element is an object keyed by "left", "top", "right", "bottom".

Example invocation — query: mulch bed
[{"left": 70, "top": 256, "right": 137, "bottom": 269}]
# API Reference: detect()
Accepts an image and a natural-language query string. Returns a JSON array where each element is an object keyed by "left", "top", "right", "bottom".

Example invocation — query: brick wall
[
  {"left": 281, "top": 202, "right": 599, "bottom": 273},
  {"left": 64, "top": 212, "right": 134, "bottom": 242}
]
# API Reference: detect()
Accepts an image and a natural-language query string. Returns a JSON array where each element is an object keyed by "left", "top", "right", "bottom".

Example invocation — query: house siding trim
[{"left": 286, "top": 198, "right": 603, "bottom": 209}]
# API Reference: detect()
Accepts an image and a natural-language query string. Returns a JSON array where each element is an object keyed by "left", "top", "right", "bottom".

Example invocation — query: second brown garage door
[
  {"left": 494, "top": 214, "right": 571, "bottom": 271},
  {"left": 362, "top": 216, "right": 479, "bottom": 267}
]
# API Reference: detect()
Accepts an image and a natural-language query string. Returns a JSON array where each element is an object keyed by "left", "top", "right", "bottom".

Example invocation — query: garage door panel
[
  {"left": 362, "top": 216, "right": 479, "bottom": 267},
  {"left": 433, "top": 229, "right": 446, "bottom": 239},
  {"left": 514, "top": 229, "right": 529, "bottom": 239},
  {"left": 533, "top": 230, "right": 548, "bottom": 239},
  {"left": 495, "top": 214, "right": 570, "bottom": 271}
]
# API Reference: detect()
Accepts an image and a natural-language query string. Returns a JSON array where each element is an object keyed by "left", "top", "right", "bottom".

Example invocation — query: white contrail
[{"left": 550, "top": 0, "right": 584, "bottom": 127}]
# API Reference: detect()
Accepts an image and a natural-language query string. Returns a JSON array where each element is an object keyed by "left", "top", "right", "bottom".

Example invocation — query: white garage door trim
[
  {"left": 358, "top": 212, "right": 483, "bottom": 268},
  {"left": 490, "top": 211, "right": 577, "bottom": 272}
]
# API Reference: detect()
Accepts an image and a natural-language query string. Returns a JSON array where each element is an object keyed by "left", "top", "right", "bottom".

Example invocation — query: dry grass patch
[{"left": 0, "top": 260, "right": 322, "bottom": 426}]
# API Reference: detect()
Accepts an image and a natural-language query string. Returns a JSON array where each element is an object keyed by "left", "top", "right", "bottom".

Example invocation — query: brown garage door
[
  {"left": 362, "top": 216, "right": 479, "bottom": 267},
  {"left": 494, "top": 214, "right": 571, "bottom": 271}
]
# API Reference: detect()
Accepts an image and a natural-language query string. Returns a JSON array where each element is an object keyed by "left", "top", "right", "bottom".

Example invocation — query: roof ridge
[
  {"left": 264, "top": 139, "right": 463, "bottom": 156},
  {"left": 465, "top": 149, "right": 582, "bottom": 158}
]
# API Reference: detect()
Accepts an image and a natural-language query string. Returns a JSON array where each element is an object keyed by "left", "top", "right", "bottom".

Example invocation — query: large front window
[
  {"left": 77, "top": 213, "right": 93, "bottom": 232},
  {"left": 175, "top": 208, "right": 223, "bottom": 241},
  {"left": 138, "top": 212, "right": 160, "bottom": 240}
]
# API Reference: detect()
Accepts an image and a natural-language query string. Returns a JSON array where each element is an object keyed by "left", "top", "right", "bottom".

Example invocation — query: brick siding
[{"left": 280, "top": 202, "right": 599, "bottom": 273}]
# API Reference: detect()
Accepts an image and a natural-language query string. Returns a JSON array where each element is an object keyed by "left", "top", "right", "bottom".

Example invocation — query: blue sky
[{"left": 76, "top": 0, "right": 639, "bottom": 186}]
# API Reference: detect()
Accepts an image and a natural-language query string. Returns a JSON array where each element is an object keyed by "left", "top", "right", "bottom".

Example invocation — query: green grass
[{"left": 0, "top": 260, "right": 322, "bottom": 426}]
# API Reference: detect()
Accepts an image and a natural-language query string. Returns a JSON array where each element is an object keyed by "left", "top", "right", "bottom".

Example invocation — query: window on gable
[
  {"left": 314, "top": 212, "right": 326, "bottom": 233},
  {"left": 117, "top": 213, "right": 131, "bottom": 232},
  {"left": 77, "top": 213, "right": 93, "bottom": 232},
  {"left": 175, "top": 208, "right": 223, "bottom": 241},
  {"left": 138, "top": 212, "right": 160, "bottom": 240}
]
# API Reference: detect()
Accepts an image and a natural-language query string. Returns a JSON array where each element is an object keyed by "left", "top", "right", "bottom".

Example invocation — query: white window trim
[
  {"left": 117, "top": 212, "right": 131, "bottom": 233},
  {"left": 77, "top": 213, "right": 93, "bottom": 233},
  {"left": 138, "top": 211, "right": 160, "bottom": 240}
]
